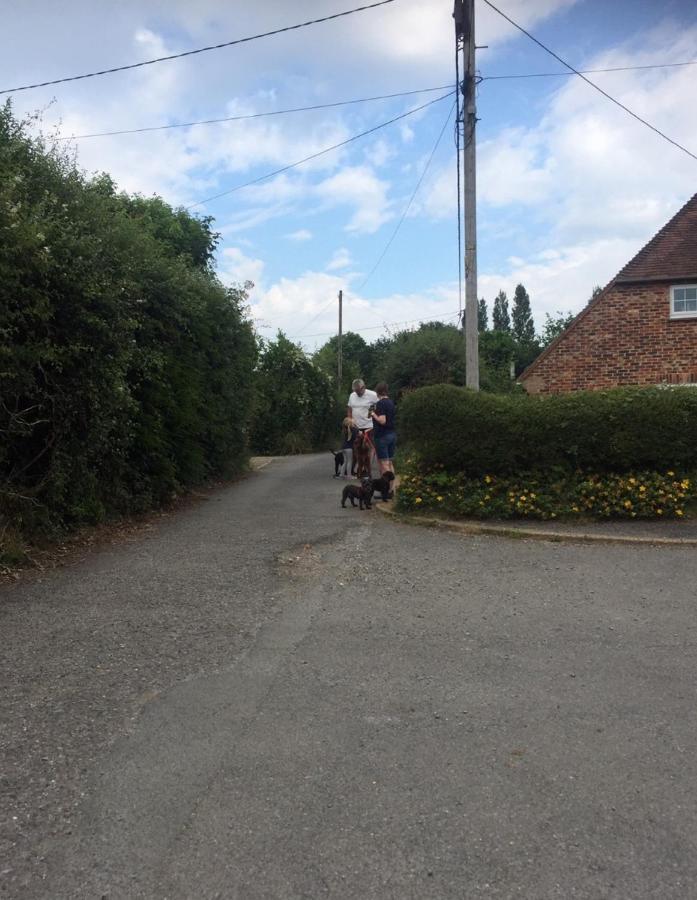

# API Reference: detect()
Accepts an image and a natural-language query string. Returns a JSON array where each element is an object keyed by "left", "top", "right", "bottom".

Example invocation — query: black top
[{"left": 373, "top": 398, "right": 395, "bottom": 437}]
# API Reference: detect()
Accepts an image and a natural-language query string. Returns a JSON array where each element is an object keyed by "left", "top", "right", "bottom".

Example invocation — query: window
[{"left": 671, "top": 285, "right": 697, "bottom": 319}]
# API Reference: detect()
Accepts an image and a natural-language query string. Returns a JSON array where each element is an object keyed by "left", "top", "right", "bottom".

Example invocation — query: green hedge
[
  {"left": 399, "top": 384, "right": 697, "bottom": 475},
  {"left": 0, "top": 103, "right": 256, "bottom": 539}
]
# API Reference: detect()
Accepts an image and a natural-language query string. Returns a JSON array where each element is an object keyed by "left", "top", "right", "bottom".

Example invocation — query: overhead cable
[
  {"left": 483, "top": 59, "right": 697, "bottom": 80},
  {"left": 358, "top": 99, "right": 456, "bottom": 291},
  {"left": 286, "top": 309, "right": 462, "bottom": 341},
  {"left": 186, "top": 90, "right": 455, "bottom": 210},
  {"left": 0, "top": 0, "right": 395, "bottom": 96},
  {"left": 55, "top": 84, "right": 453, "bottom": 141},
  {"left": 482, "top": 0, "right": 697, "bottom": 163}
]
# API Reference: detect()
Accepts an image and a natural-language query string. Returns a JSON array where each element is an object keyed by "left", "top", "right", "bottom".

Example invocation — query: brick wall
[{"left": 522, "top": 282, "right": 697, "bottom": 394}]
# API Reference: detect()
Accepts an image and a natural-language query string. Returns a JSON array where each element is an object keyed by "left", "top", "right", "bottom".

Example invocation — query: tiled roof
[{"left": 615, "top": 193, "right": 697, "bottom": 283}]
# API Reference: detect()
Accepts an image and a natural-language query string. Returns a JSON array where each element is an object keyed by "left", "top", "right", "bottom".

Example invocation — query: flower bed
[{"left": 396, "top": 460, "right": 696, "bottom": 521}]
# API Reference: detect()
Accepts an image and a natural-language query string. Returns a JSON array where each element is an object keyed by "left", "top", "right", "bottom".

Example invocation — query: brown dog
[
  {"left": 341, "top": 477, "right": 374, "bottom": 510},
  {"left": 371, "top": 470, "right": 395, "bottom": 502},
  {"left": 352, "top": 430, "right": 373, "bottom": 479}
]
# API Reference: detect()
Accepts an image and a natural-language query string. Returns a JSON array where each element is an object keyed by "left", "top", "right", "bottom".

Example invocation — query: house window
[{"left": 671, "top": 285, "right": 697, "bottom": 319}]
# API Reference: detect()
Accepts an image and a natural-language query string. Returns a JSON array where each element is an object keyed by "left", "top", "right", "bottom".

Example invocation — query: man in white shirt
[
  {"left": 347, "top": 378, "right": 378, "bottom": 432},
  {"left": 347, "top": 379, "right": 378, "bottom": 478}
]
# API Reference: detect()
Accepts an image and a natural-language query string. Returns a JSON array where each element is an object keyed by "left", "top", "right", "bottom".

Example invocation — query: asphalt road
[{"left": 2, "top": 453, "right": 697, "bottom": 899}]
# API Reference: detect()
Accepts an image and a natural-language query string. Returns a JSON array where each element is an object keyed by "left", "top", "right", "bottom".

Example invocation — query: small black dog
[
  {"left": 371, "top": 470, "right": 395, "bottom": 502},
  {"left": 341, "top": 477, "right": 374, "bottom": 510},
  {"left": 331, "top": 450, "right": 345, "bottom": 477}
]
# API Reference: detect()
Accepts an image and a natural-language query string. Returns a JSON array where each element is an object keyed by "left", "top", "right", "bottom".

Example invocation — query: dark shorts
[{"left": 374, "top": 431, "right": 396, "bottom": 460}]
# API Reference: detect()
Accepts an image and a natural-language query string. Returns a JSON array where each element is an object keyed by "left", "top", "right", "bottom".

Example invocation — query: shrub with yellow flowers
[{"left": 396, "top": 458, "right": 696, "bottom": 521}]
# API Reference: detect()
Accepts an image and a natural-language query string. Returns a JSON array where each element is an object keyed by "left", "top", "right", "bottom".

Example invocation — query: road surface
[{"left": 2, "top": 453, "right": 697, "bottom": 898}]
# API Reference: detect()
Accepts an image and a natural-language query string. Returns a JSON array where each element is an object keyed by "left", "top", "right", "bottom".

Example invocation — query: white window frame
[{"left": 670, "top": 284, "right": 697, "bottom": 319}]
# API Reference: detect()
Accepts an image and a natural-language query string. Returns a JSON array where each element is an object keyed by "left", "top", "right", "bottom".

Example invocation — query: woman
[{"left": 368, "top": 382, "right": 396, "bottom": 476}]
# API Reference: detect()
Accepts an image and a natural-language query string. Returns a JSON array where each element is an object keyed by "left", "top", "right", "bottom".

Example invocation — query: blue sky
[{"left": 3, "top": 0, "right": 697, "bottom": 348}]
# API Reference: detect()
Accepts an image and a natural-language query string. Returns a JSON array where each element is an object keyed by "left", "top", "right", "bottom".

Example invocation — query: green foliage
[
  {"left": 312, "top": 331, "right": 371, "bottom": 400},
  {"left": 0, "top": 102, "right": 256, "bottom": 539},
  {"left": 492, "top": 290, "right": 510, "bottom": 332},
  {"left": 477, "top": 297, "right": 488, "bottom": 331},
  {"left": 541, "top": 310, "right": 576, "bottom": 348},
  {"left": 398, "top": 384, "right": 697, "bottom": 477},
  {"left": 511, "top": 283, "right": 535, "bottom": 344},
  {"left": 251, "top": 333, "right": 335, "bottom": 454},
  {"left": 397, "top": 460, "right": 696, "bottom": 520},
  {"left": 375, "top": 323, "right": 466, "bottom": 397}
]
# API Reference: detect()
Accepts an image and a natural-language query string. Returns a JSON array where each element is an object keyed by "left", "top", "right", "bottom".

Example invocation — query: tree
[
  {"left": 379, "top": 323, "right": 466, "bottom": 397},
  {"left": 492, "top": 290, "right": 510, "bottom": 332},
  {"left": 312, "top": 331, "right": 370, "bottom": 399},
  {"left": 540, "top": 311, "right": 576, "bottom": 348},
  {"left": 252, "top": 333, "right": 334, "bottom": 454},
  {"left": 478, "top": 297, "right": 488, "bottom": 331},
  {"left": 511, "top": 283, "right": 535, "bottom": 344}
]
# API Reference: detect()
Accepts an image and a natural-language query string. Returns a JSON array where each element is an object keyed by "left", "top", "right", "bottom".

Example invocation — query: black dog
[
  {"left": 371, "top": 470, "right": 395, "bottom": 502},
  {"left": 341, "top": 477, "right": 374, "bottom": 510},
  {"left": 331, "top": 450, "right": 345, "bottom": 477}
]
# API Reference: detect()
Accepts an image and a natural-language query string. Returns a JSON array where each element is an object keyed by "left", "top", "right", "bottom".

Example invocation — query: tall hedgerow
[
  {"left": 0, "top": 102, "right": 256, "bottom": 537},
  {"left": 251, "top": 333, "right": 335, "bottom": 455}
]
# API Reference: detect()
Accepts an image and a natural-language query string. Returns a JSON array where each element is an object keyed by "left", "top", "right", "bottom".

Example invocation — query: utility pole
[
  {"left": 337, "top": 289, "right": 343, "bottom": 392},
  {"left": 454, "top": 0, "right": 479, "bottom": 390}
]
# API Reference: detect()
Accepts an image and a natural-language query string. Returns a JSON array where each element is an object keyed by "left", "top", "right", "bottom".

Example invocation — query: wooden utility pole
[
  {"left": 337, "top": 289, "right": 343, "bottom": 391},
  {"left": 454, "top": 0, "right": 479, "bottom": 390}
]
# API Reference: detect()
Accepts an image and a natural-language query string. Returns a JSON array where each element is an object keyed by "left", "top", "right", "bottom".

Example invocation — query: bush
[
  {"left": 399, "top": 385, "right": 697, "bottom": 476},
  {"left": 396, "top": 461, "right": 697, "bottom": 521},
  {"left": 251, "top": 333, "right": 336, "bottom": 455},
  {"left": 0, "top": 102, "right": 257, "bottom": 542}
]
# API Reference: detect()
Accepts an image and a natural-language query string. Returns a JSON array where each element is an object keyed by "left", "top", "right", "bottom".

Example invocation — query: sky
[{"left": 2, "top": 0, "right": 697, "bottom": 350}]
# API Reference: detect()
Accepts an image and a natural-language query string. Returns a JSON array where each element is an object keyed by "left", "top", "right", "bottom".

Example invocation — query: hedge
[
  {"left": 398, "top": 384, "right": 697, "bottom": 475},
  {"left": 0, "top": 102, "right": 257, "bottom": 540}
]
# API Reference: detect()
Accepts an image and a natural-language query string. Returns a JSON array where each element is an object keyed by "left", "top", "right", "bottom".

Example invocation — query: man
[
  {"left": 346, "top": 379, "right": 378, "bottom": 433},
  {"left": 347, "top": 378, "right": 377, "bottom": 477}
]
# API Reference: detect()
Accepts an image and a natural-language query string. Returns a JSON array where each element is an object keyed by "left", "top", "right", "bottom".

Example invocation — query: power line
[
  {"left": 54, "top": 85, "right": 453, "bottom": 141},
  {"left": 358, "top": 99, "right": 456, "bottom": 291},
  {"left": 482, "top": 59, "right": 697, "bottom": 80},
  {"left": 0, "top": 0, "right": 395, "bottom": 97},
  {"left": 292, "top": 297, "right": 338, "bottom": 339},
  {"left": 286, "top": 309, "right": 462, "bottom": 341},
  {"left": 186, "top": 90, "right": 455, "bottom": 209},
  {"left": 482, "top": 0, "right": 697, "bottom": 163}
]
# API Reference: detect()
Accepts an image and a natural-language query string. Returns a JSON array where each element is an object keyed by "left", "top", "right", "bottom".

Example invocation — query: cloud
[
  {"left": 326, "top": 247, "right": 353, "bottom": 271},
  {"left": 286, "top": 228, "right": 312, "bottom": 242},
  {"left": 249, "top": 267, "right": 460, "bottom": 349},
  {"left": 218, "top": 247, "right": 265, "bottom": 287},
  {"left": 315, "top": 165, "right": 392, "bottom": 233}
]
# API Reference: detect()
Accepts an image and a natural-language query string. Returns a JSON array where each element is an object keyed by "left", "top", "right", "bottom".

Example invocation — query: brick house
[{"left": 520, "top": 193, "right": 697, "bottom": 394}]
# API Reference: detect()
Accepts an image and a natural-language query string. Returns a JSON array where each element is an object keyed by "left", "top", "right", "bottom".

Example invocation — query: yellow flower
[
  {"left": 415, "top": 497, "right": 422, "bottom": 504},
  {"left": 677, "top": 509, "right": 684, "bottom": 517},
  {"left": 530, "top": 492, "right": 536, "bottom": 499},
  {"left": 484, "top": 494, "right": 491, "bottom": 501},
  {"left": 639, "top": 485, "right": 646, "bottom": 493},
  {"left": 667, "top": 470, "right": 675, "bottom": 477},
  {"left": 484, "top": 475, "right": 492, "bottom": 484},
  {"left": 681, "top": 479, "right": 691, "bottom": 489},
  {"left": 571, "top": 506, "right": 580, "bottom": 513},
  {"left": 624, "top": 500, "right": 632, "bottom": 509},
  {"left": 520, "top": 495, "right": 527, "bottom": 502},
  {"left": 629, "top": 477, "right": 637, "bottom": 485},
  {"left": 436, "top": 495, "right": 443, "bottom": 502},
  {"left": 656, "top": 508, "right": 663, "bottom": 515}
]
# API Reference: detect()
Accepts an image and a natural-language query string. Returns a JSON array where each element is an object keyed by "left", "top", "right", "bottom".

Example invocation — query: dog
[
  {"left": 352, "top": 430, "right": 373, "bottom": 479},
  {"left": 371, "top": 470, "right": 395, "bottom": 502},
  {"left": 341, "top": 477, "right": 374, "bottom": 510},
  {"left": 330, "top": 450, "right": 345, "bottom": 477}
]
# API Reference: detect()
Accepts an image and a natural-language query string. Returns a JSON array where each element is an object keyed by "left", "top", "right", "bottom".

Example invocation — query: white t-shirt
[{"left": 348, "top": 389, "right": 378, "bottom": 430}]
